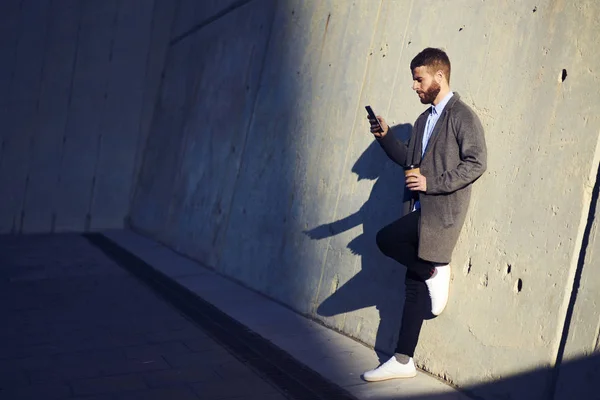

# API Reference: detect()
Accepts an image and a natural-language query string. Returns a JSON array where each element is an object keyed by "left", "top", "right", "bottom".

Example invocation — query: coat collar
[{"left": 445, "top": 91, "right": 460, "bottom": 109}]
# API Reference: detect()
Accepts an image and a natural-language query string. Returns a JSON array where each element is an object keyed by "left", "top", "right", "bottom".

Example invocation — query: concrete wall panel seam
[
  {"left": 0, "top": 0, "right": 52, "bottom": 233},
  {"left": 127, "top": 0, "right": 158, "bottom": 217},
  {"left": 126, "top": 0, "right": 180, "bottom": 221},
  {"left": 19, "top": 0, "right": 52, "bottom": 233},
  {"left": 53, "top": 0, "right": 83, "bottom": 233},
  {"left": 86, "top": 1, "right": 121, "bottom": 231},
  {"left": 214, "top": 0, "right": 279, "bottom": 271},
  {"left": 384, "top": 0, "right": 414, "bottom": 117},
  {"left": 161, "top": 36, "right": 200, "bottom": 237}
]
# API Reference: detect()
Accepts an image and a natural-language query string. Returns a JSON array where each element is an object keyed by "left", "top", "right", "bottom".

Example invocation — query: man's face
[{"left": 412, "top": 66, "right": 441, "bottom": 105}]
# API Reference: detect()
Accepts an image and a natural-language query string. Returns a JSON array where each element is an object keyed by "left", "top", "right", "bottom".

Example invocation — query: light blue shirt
[
  {"left": 422, "top": 91, "right": 454, "bottom": 156},
  {"left": 414, "top": 91, "right": 454, "bottom": 211}
]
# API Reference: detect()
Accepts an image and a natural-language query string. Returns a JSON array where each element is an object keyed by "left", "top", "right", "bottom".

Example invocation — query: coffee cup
[{"left": 404, "top": 163, "right": 420, "bottom": 177}]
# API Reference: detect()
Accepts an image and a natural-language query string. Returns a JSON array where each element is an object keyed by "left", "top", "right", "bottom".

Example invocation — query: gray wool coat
[{"left": 377, "top": 92, "right": 487, "bottom": 263}]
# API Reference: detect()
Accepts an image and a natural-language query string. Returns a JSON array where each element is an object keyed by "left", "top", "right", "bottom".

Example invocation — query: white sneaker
[
  {"left": 363, "top": 356, "right": 417, "bottom": 382},
  {"left": 425, "top": 264, "right": 451, "bottom": 316}
]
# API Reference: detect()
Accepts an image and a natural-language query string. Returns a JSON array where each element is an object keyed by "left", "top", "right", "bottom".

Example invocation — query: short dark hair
[{"left": 410, "top": 48, "right": 451, "bottom": 83}]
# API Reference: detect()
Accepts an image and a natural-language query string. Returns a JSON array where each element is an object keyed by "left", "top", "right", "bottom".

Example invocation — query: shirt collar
[{"left": 431, "top": 91, "right": 454, "bottom": 115}]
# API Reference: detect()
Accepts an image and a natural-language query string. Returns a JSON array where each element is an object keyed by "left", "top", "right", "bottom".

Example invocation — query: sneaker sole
[{"left": 363, "top": 371, "right": 417, "bottom": 382}]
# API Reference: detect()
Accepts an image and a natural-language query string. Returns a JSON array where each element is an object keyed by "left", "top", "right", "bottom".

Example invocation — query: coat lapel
[
  {"left": 414, "top": 110, "right": 430, "bottom": 163},
  {"left": 422, "top": 93, "right": 461, "bottom": 161},
  {"left": 422, "top": 110, "right": 448, "bottom": 161}
]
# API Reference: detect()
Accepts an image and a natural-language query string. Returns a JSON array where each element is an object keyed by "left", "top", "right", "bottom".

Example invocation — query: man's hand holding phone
[{"left": 365, "top": 106, "right": 389, "bottom": 138}]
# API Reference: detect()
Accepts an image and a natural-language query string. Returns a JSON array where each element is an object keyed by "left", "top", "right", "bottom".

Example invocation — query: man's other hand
[
  {"left": 406, "top": 172, "right": 427, "bottom": 192},
  {"left": 368, "top": 115, "right": 389, "bottom": 138}
]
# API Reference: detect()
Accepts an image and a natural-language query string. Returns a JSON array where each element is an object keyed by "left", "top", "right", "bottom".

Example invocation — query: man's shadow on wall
[{"left": 305, "top": 123, "right": 421, "bottom": 362}]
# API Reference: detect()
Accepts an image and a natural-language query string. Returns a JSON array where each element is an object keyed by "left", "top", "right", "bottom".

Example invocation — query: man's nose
[{"left": 412, "top": 82, "right": 418, "bottom": 91}]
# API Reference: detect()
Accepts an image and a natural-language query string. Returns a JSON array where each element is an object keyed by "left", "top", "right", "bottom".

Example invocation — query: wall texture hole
[
  {"left": 561, "top": 69, "right": 567, "bottom": 82},
  {"left": 515, "top": 278, "right": 523, "bottom": 293},
  {"left": 507, "top": 264, "right": 512, "bottom": 274}
]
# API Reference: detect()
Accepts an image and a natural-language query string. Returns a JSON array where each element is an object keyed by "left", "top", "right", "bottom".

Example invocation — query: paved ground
[
  {"left": 0, "top": 232, "right": 469, "bottom": 400},
  {"left": 0, "top": 234, "right": 289, "bottom": 400}
]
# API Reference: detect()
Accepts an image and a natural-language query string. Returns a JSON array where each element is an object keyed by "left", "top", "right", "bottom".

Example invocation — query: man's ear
[{"left": 435, "top": 70, "right": 444, "bottom": 83}]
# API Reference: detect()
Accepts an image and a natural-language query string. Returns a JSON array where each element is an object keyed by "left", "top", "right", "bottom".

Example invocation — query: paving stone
[
  {"left": 213, "top": 360, "right": 265, "bottom": 380},
  {"left": 70, "top": 374, "right": 148, "bottom": 396},
  {"left": 0, "top": 383, "right": 71, "bottom": 400},
  {"left": 238, "top": 393, "right": 291, "bottom": 400},
  {"left": 183, "top": 336, "right": 225, "bottom": 352},
  {"left": 112, "top": 386, "right": 201, "bottom": 400},
  {"left": 190, "top": 375, "right": 281, "bottom": 399},
  {"left": 145, "top": 327, "right": 210, "bottom": 343},
  {"left": 143, "top": 366, "right": 220, "bottom": 387},
  {"left": 27, "top": 363, "right": 101, "bottom": 384},
  {"left": 124, "top": 342, "right": 190, "bottom": 359},
  {"left": 71, "top": 396, "right": 115, "bottom": 400},
  {"left": 97, "top": 356, "right": 171, "bottom": 376},
  {"left": 162, "top": 348, "right": 237, "bottom": 368}
]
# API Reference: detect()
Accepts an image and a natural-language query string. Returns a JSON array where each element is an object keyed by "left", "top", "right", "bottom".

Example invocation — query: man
[{"left": 363, "top": 48, "right": 487, "bottom": 381}]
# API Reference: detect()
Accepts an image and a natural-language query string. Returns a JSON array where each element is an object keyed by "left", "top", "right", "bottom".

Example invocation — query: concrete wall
[
  {"left": 129, "top": 0, "right": 600, "bottom": 398},
  {"left": 0, "top": 0, "right": 176, "bottom": 233}
]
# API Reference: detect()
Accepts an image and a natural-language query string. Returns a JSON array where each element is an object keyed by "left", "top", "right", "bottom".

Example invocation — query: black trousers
[{"left": 376, "top": 210, "right": 434, "bottom": 357}]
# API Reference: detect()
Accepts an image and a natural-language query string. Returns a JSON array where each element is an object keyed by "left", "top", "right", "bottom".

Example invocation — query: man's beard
[{"left": 419, "top": 81, "right": 441, "bottom": 104}]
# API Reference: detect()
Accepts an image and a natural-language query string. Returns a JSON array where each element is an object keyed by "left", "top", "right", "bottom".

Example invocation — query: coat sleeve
[
  {"left": 376, "top": 127, "right": 408, "bottom": 167},
  {"left": 426, "top": 110, "right": 487, "bottom": 195}
]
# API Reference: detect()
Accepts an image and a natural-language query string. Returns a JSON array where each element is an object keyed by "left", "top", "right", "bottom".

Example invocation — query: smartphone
[{"left": 365, "top": 105, "right": 383, "bottom": 133}]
